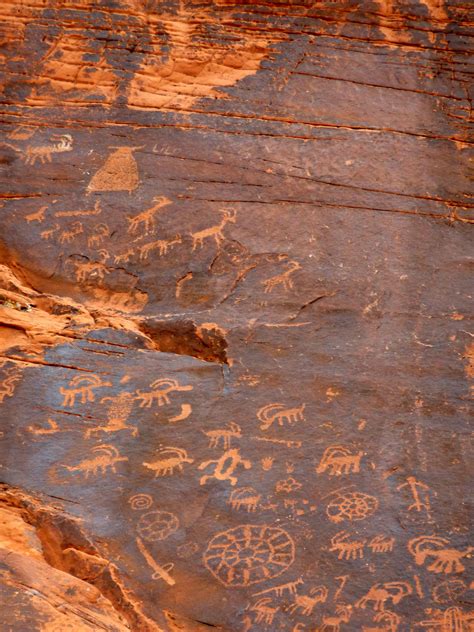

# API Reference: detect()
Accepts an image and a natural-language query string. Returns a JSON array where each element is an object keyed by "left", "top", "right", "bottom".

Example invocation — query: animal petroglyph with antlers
[
  {"left": 4, "top": 134, "right": 73, "bottom": 165},
  {"left": 135, "top": 378, "right": 193, "bottom": 408},
  {"left": 63, "top": 444, "right": 128, "bottom": 478},
  {"left": 191, "top": 209, "right": 236, "bottom": 250},
  {"left": 262, "top": 260, "right": 301, "bottom": 293},
  {"left": 128, "top": 196, "right": 172, "bottom": 234},
  {"left": 143, "top": 447, "right": 194, "bottom": 477},
  {"left": 139, "top": 235, "right": 182, "bottom": 260},
  {"left": 59, "top": 374, "right": 112, "bottom": 407}
]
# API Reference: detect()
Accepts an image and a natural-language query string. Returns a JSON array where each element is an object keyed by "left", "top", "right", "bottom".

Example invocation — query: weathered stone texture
[{"left": 0, "top": 1, "right": 473, "bottom": 630}]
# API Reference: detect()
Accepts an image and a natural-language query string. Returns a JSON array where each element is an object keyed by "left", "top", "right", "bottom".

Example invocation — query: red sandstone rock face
[{"left": 0, "top": 1, "right": 473, "bottom": 630}]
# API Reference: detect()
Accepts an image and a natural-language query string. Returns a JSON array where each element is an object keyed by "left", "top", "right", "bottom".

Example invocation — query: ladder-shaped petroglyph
[
  {"left": 85, "top": 392, "right": 137, "bottom": 438},
  {"left": 329, "top": 531, "right": 366, "bottom": 560},
  {"left": 203, "top": 524, "right": 295, "bottom": 587},
  {"left": 60, "top": 374, "right": 112, "bottom": 407},
  {"left": 62, "top": 444, "right": 128, "bottom": 478},
  {"left": 287, "top": 586, "right": 328, "bottom": 616},
  {"left": 127, "top": 196, "right": 172, "bottom": 235},
  {"left": 367, "top": 535, "right": 395, "bottom": 554},
  {"left": 257, "top": 403, "right": 305, "bottom": 431},
  {"left": 54, "top": 200, "right": 102, "bottom": 218},
  {"left": 143, "top": 447, "right": 194, "bottom": 477},
  {"left": 4, "top": 134, "right": 73, "bottom": 165},
  {"left": 199, "top": 448, "right": 251, "bottom": 486},
  {"left": 408, "top": 536, "right": 473, "bottom": 574},
  {"left": 356, "top": 581, "right": 412, "bottom": 612},
  {"left": 139, "top": 235, "right": 182, "bottom": 260},
  {"left": 326, "top": 489, "right": 379, "bottom": 524},
  {"left": 417, "top": 606, "right": 474, "bottom": 631},
  {"left": 87, "top": 146, "right": 142, "bottom": 193},
  {"left": 191, "top": 209, "right": 236, "bottom": 250},
  {"left": 262, "top": 260, "right": 301, "bottom": 293},
  {"left": 228, "top": 487, "right": 262, "bottom": 512},
  {"left": 202, "top": 422, "right": 242, "bottom": 449},
  {"left": 316, "top": 446, "right": 363, "bottom": 477},
  {"left": 135, "top": 378, "right": 193, "bottom": 408}
]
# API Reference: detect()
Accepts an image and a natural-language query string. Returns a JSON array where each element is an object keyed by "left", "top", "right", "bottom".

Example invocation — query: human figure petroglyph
[
  {"left": 59, "top": 221, "right": 83, "bottom": 244},
  {"left": 0, "top": 367, "right": 22, "bottom": 403},
  {"left": 262, "top": 260, "right": 301, "bottom": 293},
  {"left": 229, "top": 487, "right": 261, "bottom": 512},
  {"left": 59, "top": 374, "right": 112, "bottom": 407},
  {"left": 25, "top": 205, "right": 48, "bottom": 223},
  {"left": 128, "top": 196, "right": 172, "bottom": 234},
  {"left": 135, "top": 378, "right": 193, "bottom": 408},
  {"left": 368, "top": 535, "right": 395, "bottom": 553},
  {"left": 87, "top": 223, "right": 110, "bottom": 248},
  {"left": 139, "top": 235, "right": 182, "bottom": 260},
  {"left": 85, "top": 392, "right": 137, "bottom": 438},
  {"left": 249, "top": 598, "right": 279, "bottom": 625},
  {"left": 199, "top": 448, "right": 251, "bottom": 486},
  {"left": 143, "top": 447, "right": 194, "bottom": 477},
  {"left": 257, "top": 403, "right": 305, "bottom": 431},
  {"left": 408, "top": 536, "right": 473, "bottom": 574},
  {"left": 317, "top": 605, "right": 353, "bottom": 632},
  {"left": 326, "top": 490, "right": 378, "bottom": 523},
  {"left": 63, "top": 444, "right": 128, "bottom": 478},
  {"left": 203, "top": 524, "right": 295, "bottom": 587},
  {"left": 191, "top": 209, "right": 237, "bottom": 250},
  {"left": 330, "top": 531, "right": 366, "bottom": 560},
  {"left": 203, "top": 422, "right": 242, "bottom": 449},
  {"left": 316, "top": 446, "right": 363, "bottom": 477},
  {"left": 397, "top": 476, "right": 432, "bottom": 517},
  {"left": 356, "top": 582, "right": 412, "bottom": 612},
  {"left": 4, "top": 134, "right": 73, "bottom": 165},
  {"left": 87, "top": 146, "right": 142, "bottom": 193},
  {"left": 287, "top": 586, "right": 328, "bottom": 616}
]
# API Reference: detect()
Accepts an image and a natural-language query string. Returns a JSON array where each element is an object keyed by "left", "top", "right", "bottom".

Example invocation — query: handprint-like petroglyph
[
  {"left": 191, "top": 209, "right": 236, "bottom": 250},
  {"left": 87, "top": 223, "right": 110, "bottom": 248},
  {"left": 316, "top": 446, "right": 363, "bottom": 477},
  {"left": 199, "top": 448, "right": 251, "bottom": 486},
  {"left": 60, "top": 374, "right": 112, "bottom": 407},
  {"left": 128, "top": 196, "right": 172, "bottom": 234},
  {"left": 85, "top": 392, "right": 137, "bottom": 438},
  {"left": 136, "top": 537, "right": 176, "bottom": 585},
  {"left": 287, "top": 586, "right": 328, "bottom": 616},
  {"left": 368, "top": 535, "right": 395, "bottom": 553},
  {"left": 408, "top": 536, "right": 473, "bottom": 574},
  {"left": 59, "top": 221, "right": 84, "bottom": 244},
  {"left": 356, "top": 581, "right": 412, "bottom": 611},
  {"left": 63, "top": 444, "right": 128, "bottom": 478},
  {"left": 203, "top": 422, "right": 242, "bottom": 449},
  {"left": 4, "top": 134, "right": 73, "bottom": 165},
  {"left": 203, "top": 524, "right": 295, "bottom": 587},
  {"left": 326, "top": 490, "right": 378, "bottom": 523},
  {"left": 143, "top": 447, "right": 194, "bottom": 477},
  {"left": 229, "top": 487, "right": 261, "bottom": 512},
  {"left": 136, "top": 510, "right": 179, "bottom": 542},
  {"left": 25, "top": 205, "right": 48, "bottom": 223},
  {"left": 262, "top": 260, "right": 301, "bottom": 293},
  {"left": 249, "top": 598, "right": 279, "bottom": 625},
  {"left": 329, "top": 531, "right": 366, "bottom": 560},
  {"left": 139, "top": 235, "right": 182, "bottom": 260},
  {"left": 397, "top": 476, "right": 432, "bottom": 518},
  {"left": 257, "top": 403, "right": 305, "bottom": 431},
  {"left": 87, "top": 146, "right": 142, "bottom": 193},
  {"left": 261, "top": 457, "right": 274, "bottom": 471},
  {"left": 135, "top": 378, "right": 193, "bottom": 408}
]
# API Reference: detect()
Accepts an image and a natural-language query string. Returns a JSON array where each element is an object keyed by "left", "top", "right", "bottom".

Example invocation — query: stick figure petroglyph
[
  {"left": 143, "top": 447, "right": 194, "bottom": 477},
  {"left": 191, "top": 209, "right": 236, "bottom": 250},
  {"left": 59, "top": 374, "right": 112, "bottom": 407},
  {"left": 202, "top": 422, "right": 242, "bottom": 449},
  {"left": 397, "top": 476, "right": 432, "bottom": 518},
  {"left": 199, "top": 448, "right": 251, "bottom": 486},
  {"left": 257, "top": 403, "right": 305, "bottom": 431},
  {"left": 128, "top": 196, "right": 172, "bottom": 234}
]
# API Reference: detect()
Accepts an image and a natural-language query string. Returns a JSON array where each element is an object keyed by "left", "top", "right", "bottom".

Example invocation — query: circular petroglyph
[
  {"left": 203, "top": 524, "right": 295, "bottom": 587},
  {"left": 137, "top": 510, "right": 179, "bottom": 542},
  {"left": 326, "top": 491, "right": 378, "bottom": 523},
  {"left": 129, "top": 493, "right": 153, "bottom": 511}
]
